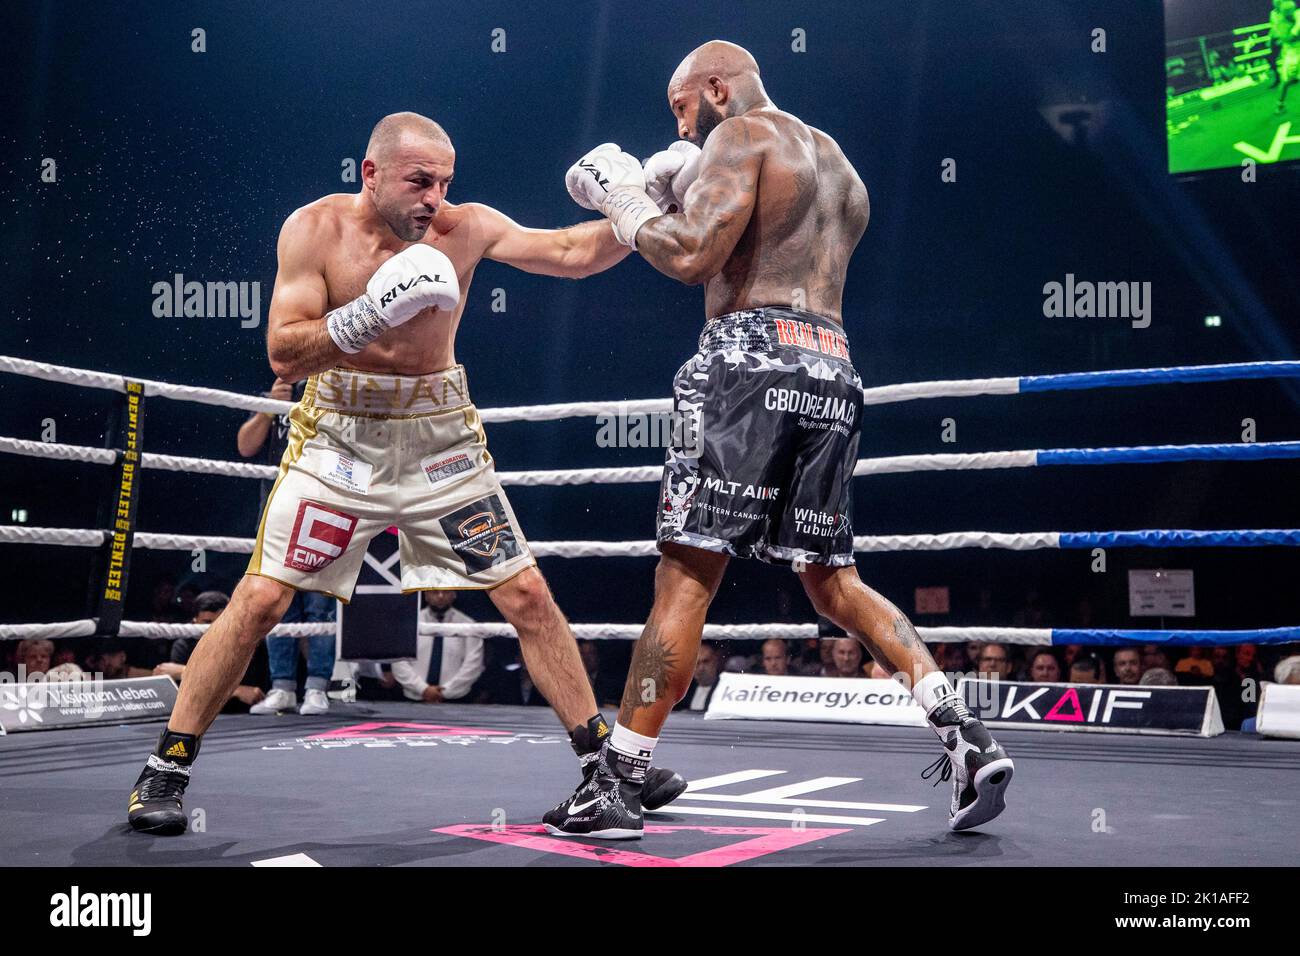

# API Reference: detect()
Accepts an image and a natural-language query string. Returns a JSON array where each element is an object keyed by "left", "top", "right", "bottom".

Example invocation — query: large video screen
[{"left": 1166, "top": 0, "right": 1300, "bottom": 173}]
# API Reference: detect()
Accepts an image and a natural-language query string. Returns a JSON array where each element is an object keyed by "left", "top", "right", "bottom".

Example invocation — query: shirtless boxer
[
  {"left": 545, "top": 42, "right": 1013, "bottom": 839},
  {"left": 126, "top": 112, "right": 685, "bottom": 834}
]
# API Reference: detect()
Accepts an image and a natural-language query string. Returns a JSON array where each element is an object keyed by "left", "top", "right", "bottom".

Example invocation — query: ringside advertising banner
[
  {"left": 957, "top": 678, "right": 1224, "bottom": 736},
  {"left": 0, "top": 676, "right": 177, "bottom": 733},
  {"left": 704, "top": 673, "right": 926, "bottom": 726},
  {"left": 1256, "top": 682, "right": 1300, "bottom": 739}
]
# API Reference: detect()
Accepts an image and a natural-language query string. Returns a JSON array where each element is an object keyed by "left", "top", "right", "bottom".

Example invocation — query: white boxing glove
[
  {"left": 643, "top": 141, "right": 702, "bottom": 214},
  {"left": 565, "top": 142, "right": 662, "bottom": 249},
  {"left": 326, "top": 244, "right": 460, "bottom": 354}
]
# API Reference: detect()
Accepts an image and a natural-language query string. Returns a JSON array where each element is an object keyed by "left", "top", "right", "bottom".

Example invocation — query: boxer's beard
[
  {"left": 691, "top": 94, "right": 727, "bottom": 146},
  {"left": 376, "top": 194, "right": 429, "bottom": 242}
]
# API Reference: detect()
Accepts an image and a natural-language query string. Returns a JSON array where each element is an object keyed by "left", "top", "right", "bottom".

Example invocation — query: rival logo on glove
[
  {"left": 378, "top": 274, "right": 447, "bottom": 308},
  {"left": 578, "top": 161, "right": 611, "bottom": 195}
]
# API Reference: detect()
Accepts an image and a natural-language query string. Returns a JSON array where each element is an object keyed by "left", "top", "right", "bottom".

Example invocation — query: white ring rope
[
  {"left": 852, "top": 450, "right": 1038, "bottom": 476},
  {"left": 859, "top": 376, "right": 1019, "bottom": 406},
  {"left": 0, "top": 620, "right": 332, "bottom": 641},
  {"left": 9, "top": 355, "right": 1291, "bottom": 423},
  {"left": 419, "top": 622, "right": 1050, "bottom": 644},
  {"left": 5, "top": 434, "right": 1279, "bottom": 488},
  {"left": 0, "top": 355, "right": 293, "bottom": 416},
  {"left": 6, "top": 526, "right": 1297, "bottom": 557},
  {"left": 0, "top": 436, "right": 118, "bottom": 466},
  {"left": 0, "top": 618, "right": 1044, "bottom": 645}
]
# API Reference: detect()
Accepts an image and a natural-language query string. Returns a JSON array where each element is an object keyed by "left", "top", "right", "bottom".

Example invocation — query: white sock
[
  {"left": 609, "top": 722, "right": 658, "bottom": 782},
  {"left": 913, "top": 670, "right": 958, "bottom": 714}
]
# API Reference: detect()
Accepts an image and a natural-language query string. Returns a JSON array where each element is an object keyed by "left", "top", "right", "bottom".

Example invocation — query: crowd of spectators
[
  {"left": 656, "top": 630, "right": 1300, "bottom": 730},
  {"left": 6, "top": 577, "right": 1299, "bottom": 734}
]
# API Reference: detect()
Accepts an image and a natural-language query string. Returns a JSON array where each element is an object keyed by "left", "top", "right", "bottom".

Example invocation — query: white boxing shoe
[{"left": 249, "top": 688, "right": 297, "bottom": 715}]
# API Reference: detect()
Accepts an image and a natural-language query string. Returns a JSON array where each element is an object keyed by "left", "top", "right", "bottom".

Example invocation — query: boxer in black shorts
[
  {"left": 549, "top": 41, "right": 1013, "bottom": 840},
  {"left": 659, "top": 307, "right": 862, "bottom": 567}
]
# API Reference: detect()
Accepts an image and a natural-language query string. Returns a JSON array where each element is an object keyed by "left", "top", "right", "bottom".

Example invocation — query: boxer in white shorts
[
  {"left": 250, "top": 364, "right": 534, "bottom": 597},
  {"left": 126, "top": 111, "right": 686, "bottom": 835}
]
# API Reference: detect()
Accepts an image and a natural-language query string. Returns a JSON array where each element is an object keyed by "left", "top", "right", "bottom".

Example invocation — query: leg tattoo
[{"left": 618, "top": 621, "right": 679, "bottom": 725}]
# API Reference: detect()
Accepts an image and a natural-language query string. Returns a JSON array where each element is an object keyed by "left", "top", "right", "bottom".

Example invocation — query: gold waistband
[{"left": 303, "top": 366, "right": 471, "bottom": 418}]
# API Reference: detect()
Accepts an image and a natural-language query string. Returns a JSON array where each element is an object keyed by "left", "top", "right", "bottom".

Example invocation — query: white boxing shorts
[{"left": 248, "top": 365, "right": 535, "bottom": 600}]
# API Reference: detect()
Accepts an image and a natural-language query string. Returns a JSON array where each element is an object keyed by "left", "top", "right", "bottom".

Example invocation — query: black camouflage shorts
[{"left": 657, "top": 307, "right": 863, "bottom": 568}]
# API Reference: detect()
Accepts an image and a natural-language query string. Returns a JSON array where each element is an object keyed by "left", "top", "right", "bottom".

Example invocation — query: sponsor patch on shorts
[
  {"left": 286, "top": 501, "right": 358, "bottom": 573},
  {"left": 420, "top": 451, "right": 475, "bottom": 489},
  {"left": 439, "top": 495, "right": 522, "bottom": 574},
  {"left": 318, "top": 451, "right": 373, "bottom": 495}
]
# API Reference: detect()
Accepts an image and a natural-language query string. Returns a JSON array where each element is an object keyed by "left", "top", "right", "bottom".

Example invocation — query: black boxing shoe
[
  {"left": 569, "top": 714, "right": 686, "bottom": 812},
  {"left": 544, "top": 742, "right": 644, "bottom": 840},
  {"left": 922, "top": 694, "right": 1014, "bottom": 831},
  {"left": 642, "top": 765, "right": 688, "bottom": 812},
  {"left": 127, "top": 729, "right": 200, "bottom": 835}
]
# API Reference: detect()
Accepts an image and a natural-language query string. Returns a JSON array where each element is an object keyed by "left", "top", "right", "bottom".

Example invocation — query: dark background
[{"left": 1, "top": 0, "right": 1297, "bottom": 632}]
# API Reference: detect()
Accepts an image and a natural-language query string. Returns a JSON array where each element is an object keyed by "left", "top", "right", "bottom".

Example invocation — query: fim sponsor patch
[
  {"left": 421, "top": 451, "right": 475, "bottom": 489},
  {"left": 440, "top": 494, "right": 522, "bottom": 574},
  {"left": 286, "top": 501, "right": 358, "bottom": 572}
]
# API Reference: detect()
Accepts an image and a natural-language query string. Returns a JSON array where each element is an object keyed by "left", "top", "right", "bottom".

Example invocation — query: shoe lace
[
  {"left": 921, "top": 753, "right": 953, "bottom": 786},
  {"left": 139, "top": 768, "right": 188, "bottom": 802}
]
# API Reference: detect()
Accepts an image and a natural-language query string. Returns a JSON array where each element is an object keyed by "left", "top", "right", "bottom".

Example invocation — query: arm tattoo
[{"left": 636, "top": 120, "right": 760, "bottom": 281}]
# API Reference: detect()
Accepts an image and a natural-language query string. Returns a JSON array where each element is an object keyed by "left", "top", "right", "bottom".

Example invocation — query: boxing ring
[{"left": 1, "top": 353, "right": 1299, "bottom": 866}]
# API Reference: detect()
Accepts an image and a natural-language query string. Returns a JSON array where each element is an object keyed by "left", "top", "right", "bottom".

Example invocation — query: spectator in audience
[
  {"left": 963, "top": 641, "right": 983, "bottom": 671},
  {"left": 250, "top": 584, "right": 338, "bottom": 715},
  {"left": 869, "top": 661, "right": 891, "bottom": 680},
  {"left": 1215, "top": 643, "right": 1265, "bottom": 729},
  {"left": 816, "top": 639, "right": 840, "bottom": 675},
  {"left": 45, "top": 661, "right": 86, "bottom": 681},
  {"left": 1176, "top": 646, "right": 1215, "bottom": 682},
  {"left": 386, "top": 590, "right": 485, "bottom": 705},
  {"left": 160, "top": 591, "right": 269, "bottom": 713},
  {"left": 148, "top": 576, "right": 180, "bottom": 623},
  {"left": 829, "top": 638, "right": 865, "bottom": 678},
  {"left": 483, "top": 644, "right": 551, "bottom": 707},
  {"left": 1274, "top": 656, "right": 1300, "bottom": 684},
  {"left": 1112, "top": 647, "right": 1142, "bottom": 685},
  {"left": 1211, "top": 647, "right": 1263, "bottom": 728},
  {"left": 678, "top": 642, "right": 724, "bottom": 710},
  {"left": 1234, "top": 644, "right": 1264, "bottom": 684},
  {"left": 237, "top": 375, "right": 337, "bottom": 715},
  {"left": 15, "top": 639, "right": 53, "bottom": 679},
  {"left": 175, "top": 582, "right": 200, "bottom": 623},
  {"left": 1061, "top": 644, "right": 1083, "bottom": 670},
  {"left": 1142, "top": 644, "right": 1173, "bottom": 674},
  {"left": 85, "top": 639, "right": 153, "bottom": 680},
  {"left": 1027, "top": 649, "right": 1062, "bottom": 683},
  {"left": 1139, "top": 667, "right": 1177, "bottom": 686},
  {"left": 978, "top": 643, "right": 1014, "bottom": 681},
  {"left": 51, "top": 644, "right": 79, "bottom": 669},
  {"left": 724, "top": 646, "right": 755, "bottom": 673},
  {"left": 760, "top": 638, "right": 792, "bottom": 676},
  {"left": 1069, "top": 653, "right": 1103, "bottom": 684},
  {"left": 793, "top": 637, "right": 823, "bottom": 675}
]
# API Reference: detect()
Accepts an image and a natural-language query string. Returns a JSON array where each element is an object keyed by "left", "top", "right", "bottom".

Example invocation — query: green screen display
[{"left": 1166, "top": 0, "right": 1300, "bottom": 173}]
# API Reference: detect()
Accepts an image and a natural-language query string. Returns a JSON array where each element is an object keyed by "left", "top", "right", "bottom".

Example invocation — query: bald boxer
[
  {"left": 547, "top": 42, "right": 1013, "bottom": 838},
  {"left": 127, "top": 111, "right": 684, "bottom": 835}
]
